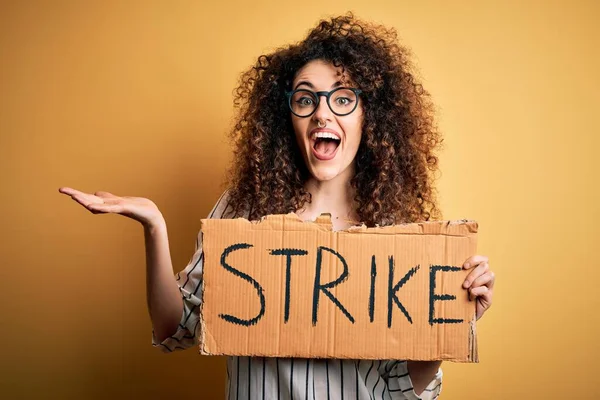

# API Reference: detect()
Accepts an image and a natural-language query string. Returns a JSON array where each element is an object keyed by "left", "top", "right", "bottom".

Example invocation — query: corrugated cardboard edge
[
  {"left": 198, "top": 218, "right": 215, "bottom": 355},
  {"left": 201, "top": 212, "right": 478, "bottom": 235},
  {"left": 198, "top": 213, "right": 479, "bottom": 359},
  {"left": 469, "top": 316, "right": 479, "bottom": 362}
]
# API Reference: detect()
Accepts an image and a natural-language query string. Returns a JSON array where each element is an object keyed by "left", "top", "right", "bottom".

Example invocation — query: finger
[
  {"left": 70, "top": 192, "right": 103, "bottom": 206},
  {"left": 60, "top": 188, "right": 100, "bottom": 205},
  {"left": 463, "top": 255, "right": 489, "bottom": 270},
  {"left": 59, "top": 187, "right": 117, "bottom": 202},
  {"left": 65, "top": 196, "right": 105, "bottom": 214},
  {"left": 471, "top": 271, "right": 495, "bottom": 290},
  {"left": 88, "top": 204, "right": 108, "bottom": 214},
  {"left": 474, "top": 291, "right": 492, "bottom": 320},
  {"left": 88, "top": 195, "right": 127, "bottom": 208},
  {"left": 480, "top": 288, "right": 493, "bottom": 306},
  {"left": 463, "top": 261, "right": 489, "bottom": 288},
  {"left": 59, "top": 187, "right": 87, "bottom": 197},
  {"left": 88, "top": 202, "right": 124, "bottom": 213},
  {"left": 468, "top": 285, "right": 489, "bottom": 301},
  {"left": 471, "top": 287, "right": 493, "bottom": 308},
  {"left": 94, "top": 191, "right": 118, "bottom": 198}
]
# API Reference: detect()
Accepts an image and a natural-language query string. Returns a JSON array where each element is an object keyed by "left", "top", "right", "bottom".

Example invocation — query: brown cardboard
[{"left": 199, "top": 213, "right": 478, "bottom": 362}]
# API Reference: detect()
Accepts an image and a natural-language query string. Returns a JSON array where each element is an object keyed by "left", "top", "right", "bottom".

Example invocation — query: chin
[{"left": 308, "top": 165, "right": 343, "bottom": 182}]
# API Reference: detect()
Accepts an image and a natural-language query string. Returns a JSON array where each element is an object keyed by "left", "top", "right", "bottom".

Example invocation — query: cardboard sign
[{"left": 199, "top": 213, "right": 478, "bottom": 362}]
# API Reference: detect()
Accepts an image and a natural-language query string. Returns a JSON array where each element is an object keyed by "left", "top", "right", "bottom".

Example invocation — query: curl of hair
[{"left": 224, "top": 12, "right": 443, "bottom": 226}]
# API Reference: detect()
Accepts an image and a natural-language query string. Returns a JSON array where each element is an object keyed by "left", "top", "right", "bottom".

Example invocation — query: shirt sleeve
[
  {"left": 388, "top": 361, "right": 443, "bottom": 400},
  {"left": 151, "top": 191, "right": 232, "bottom": 353}
]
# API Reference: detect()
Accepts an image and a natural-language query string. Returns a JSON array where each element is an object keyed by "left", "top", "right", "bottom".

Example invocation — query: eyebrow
[{"left": 294, "top": 80, "right": 343, "bottom": 90}]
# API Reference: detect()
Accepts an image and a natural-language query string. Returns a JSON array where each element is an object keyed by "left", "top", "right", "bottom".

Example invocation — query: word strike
[{"left": 217, "top": 243, "right": 464, "bottom": 328}]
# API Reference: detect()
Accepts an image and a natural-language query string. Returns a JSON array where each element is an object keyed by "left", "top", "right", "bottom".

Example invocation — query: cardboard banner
[{"left": 199, "top": 213, "right": 478, "bottom": 362}]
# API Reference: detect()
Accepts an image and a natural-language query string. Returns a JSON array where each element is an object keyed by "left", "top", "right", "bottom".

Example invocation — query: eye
[
  {"left": 295, "top": 96, "right": 315, "bottom": 107},
  {"left": 335, "top": 97, "right": 353, "bottom": 106}
]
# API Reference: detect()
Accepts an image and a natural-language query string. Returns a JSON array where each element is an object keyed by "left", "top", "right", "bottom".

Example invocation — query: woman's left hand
[{"left": 462, "top": 255, "right": 495, "bottom": 320}]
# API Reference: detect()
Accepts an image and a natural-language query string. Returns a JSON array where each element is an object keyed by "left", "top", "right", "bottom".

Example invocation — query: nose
[{"left": 312, "top": 93, "right": 332, "bottom": 123}]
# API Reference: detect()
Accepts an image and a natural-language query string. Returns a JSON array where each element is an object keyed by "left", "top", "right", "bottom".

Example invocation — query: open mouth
[{"left": 311, "top": 132, "right": 341, "bottom": 161}]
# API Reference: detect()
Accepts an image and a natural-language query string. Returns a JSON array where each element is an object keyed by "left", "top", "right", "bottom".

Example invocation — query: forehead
[{"left": 292, "top": 60, "right": 350, "bottom": 87}]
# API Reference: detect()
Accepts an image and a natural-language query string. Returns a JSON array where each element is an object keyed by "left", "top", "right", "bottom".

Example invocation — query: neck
[{"left": 298, "top": 165, "right": 359, "bottom": 229}]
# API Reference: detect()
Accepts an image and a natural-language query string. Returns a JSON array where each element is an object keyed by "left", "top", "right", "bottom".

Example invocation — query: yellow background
[{"left": 1, "top": 0, "right": 598, "bottom": 398}]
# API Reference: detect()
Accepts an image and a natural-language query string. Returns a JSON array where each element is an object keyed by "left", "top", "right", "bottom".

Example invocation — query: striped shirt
[{"left": 152, "top": 191, "right": 443, "bottom": 399}]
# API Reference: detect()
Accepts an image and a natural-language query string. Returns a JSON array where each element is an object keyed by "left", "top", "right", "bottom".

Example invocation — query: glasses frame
[{"left": 285, "top": 87, "right": 363, "bottom": 118}]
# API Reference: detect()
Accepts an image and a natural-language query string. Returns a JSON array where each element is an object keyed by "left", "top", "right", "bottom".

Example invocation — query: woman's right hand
[{"left": 58, "top": 187, "right": 164, "bottom": 228}]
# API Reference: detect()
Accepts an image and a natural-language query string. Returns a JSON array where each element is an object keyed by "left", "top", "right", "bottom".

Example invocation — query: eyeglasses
[{"left": 285, "top": 87, "right": 363, "bottom": 118}]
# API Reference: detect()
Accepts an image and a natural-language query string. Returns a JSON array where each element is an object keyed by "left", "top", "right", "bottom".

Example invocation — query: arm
[
  {"left": 57, "top": 186, "right": 207, "bottom": 352},
  {"left": 407, "top": 361, "right": 442, "bottom": 396},
  {"left": 149, "top": 190, "right": 232, "bottom": 352},
  {"left": 144, "top": 217, "right": 184, "bottom": 343},
  {"left": 387, "top": 360, "right": 442, "bottom": 400}
]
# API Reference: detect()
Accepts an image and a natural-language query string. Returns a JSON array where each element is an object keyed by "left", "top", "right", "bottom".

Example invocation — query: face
[{"left": 290, "top": 60, "right": 364, "bottom": 182}]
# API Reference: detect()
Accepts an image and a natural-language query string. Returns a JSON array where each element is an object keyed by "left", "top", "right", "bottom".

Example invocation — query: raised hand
[{"left": 58, "top": 187, "right": 164, "bottom": 228}]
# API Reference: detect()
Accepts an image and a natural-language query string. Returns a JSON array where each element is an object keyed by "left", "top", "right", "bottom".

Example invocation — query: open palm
[{"left": 58, "top": 187, "right": 162, "bottom": 227}]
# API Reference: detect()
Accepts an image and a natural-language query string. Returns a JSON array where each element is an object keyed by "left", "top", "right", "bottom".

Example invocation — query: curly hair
[{"left": 223, "top": 12, "right": 443, "bottom": 226}]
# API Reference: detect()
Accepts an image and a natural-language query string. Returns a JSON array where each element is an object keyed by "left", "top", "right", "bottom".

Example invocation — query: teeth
[{"left": 311, "top": 131, "right": 340, "bottom": 141}]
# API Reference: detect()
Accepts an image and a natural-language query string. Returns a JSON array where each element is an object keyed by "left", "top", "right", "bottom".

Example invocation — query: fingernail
[
  {"left": 464, "top": 262, "right": 470, "bottom": 269},
  {"left": 463, "top": 280, "right": 469, "bottom": 288}
]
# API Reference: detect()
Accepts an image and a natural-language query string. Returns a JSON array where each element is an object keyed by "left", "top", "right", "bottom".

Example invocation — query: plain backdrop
[{"left": 1, "top": 0, "right": 598, "bottom": 399}]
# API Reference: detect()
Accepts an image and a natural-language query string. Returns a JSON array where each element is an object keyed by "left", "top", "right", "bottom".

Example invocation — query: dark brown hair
[{"left": 224, "top": 12, "right": 443, "bottom": 226}]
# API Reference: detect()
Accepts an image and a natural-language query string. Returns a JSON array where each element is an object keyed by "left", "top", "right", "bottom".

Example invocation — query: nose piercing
[{"left": 317, "top": 120, "right": 326, "bottom": 128}]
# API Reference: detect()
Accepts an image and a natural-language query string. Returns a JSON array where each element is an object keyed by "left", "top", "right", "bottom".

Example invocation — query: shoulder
[
  {"left": 208, "top": 189, "right": 250, "bottom": 220},
  {"left": 207, "top": 190, "right": 232, "bottom": 220}
]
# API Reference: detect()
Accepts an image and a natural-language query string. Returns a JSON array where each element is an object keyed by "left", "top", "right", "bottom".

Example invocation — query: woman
[{"left": 59, "top": 13, "right": 495, "bottom": 400}]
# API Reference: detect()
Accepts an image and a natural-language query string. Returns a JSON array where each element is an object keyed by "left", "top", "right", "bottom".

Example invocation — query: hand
[
  {"left": 462, "top": 255, "right": 495, "bottom": 320},
  {"left": 58, "top": 187, "right": 164, "bottom": 228}
]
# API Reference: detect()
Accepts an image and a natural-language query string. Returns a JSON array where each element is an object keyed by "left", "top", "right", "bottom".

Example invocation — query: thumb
[{"left": 94, "top": 191, "right": 117, "bottom": 198}]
